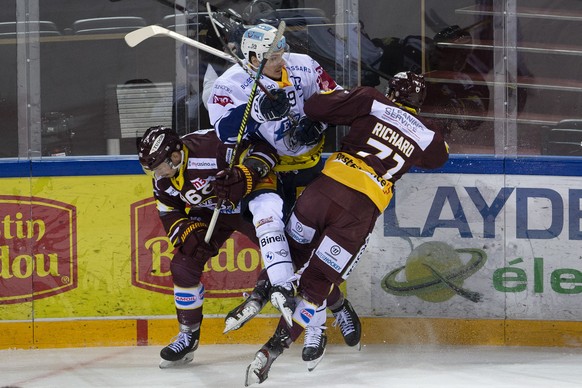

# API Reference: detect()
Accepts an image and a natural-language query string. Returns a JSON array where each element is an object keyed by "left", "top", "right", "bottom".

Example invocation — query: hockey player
[
  {"left": 137, "top": 126, "right": 277, "bottom": 368},
  {"left": 244, "top": 72, "right": 450, "bottom": 385},
  {"left": 207, "top": 23, "right": 361, "bottom": 368}
]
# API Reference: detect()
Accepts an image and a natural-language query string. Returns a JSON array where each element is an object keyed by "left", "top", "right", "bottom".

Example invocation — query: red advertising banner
[
  {"left": 0, "top": 195, "right": 77, "bottom": 304},
  {"left": 130, "top": 199, "right": 262, "bottom": 297}
]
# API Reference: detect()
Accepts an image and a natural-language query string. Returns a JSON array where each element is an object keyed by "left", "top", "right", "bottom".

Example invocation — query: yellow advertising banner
[{"left": 0, "top": 174, "right": 264, "bottom": 320}]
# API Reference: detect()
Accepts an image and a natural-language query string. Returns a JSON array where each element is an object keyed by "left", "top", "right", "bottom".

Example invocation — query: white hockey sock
[
  {"left": 173, "top": 284, "right": 205, "bottom": 310},
  {"left": 249, "top": 193, "right": 294, "bottom": 286},
  {"left": 292, "top": 297, "right": 326, "bottom": 329}
]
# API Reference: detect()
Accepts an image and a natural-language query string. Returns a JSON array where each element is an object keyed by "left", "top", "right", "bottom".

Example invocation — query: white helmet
[{"left": 240, "top": 23, "right": 287, "bottom": 62}]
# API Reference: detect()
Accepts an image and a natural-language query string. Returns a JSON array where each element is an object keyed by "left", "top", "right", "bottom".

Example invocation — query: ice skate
[
  {"left": 224, "top": 279, "right": 270, "bottom": 334},
  {"left": 302, "top": 325, "right": 327, "bottom": 372},
  {"left": 331, "top": 299, "right": 362, "bottom": 350},
  {"left": 245, "top": 326, "right": 291, "bottom": 386},
  {"left": 269, "top": 283, "right": 296, "bottom": 327},
  {"left": 159, "top": 324, "right": 200, "bottom": 369}
]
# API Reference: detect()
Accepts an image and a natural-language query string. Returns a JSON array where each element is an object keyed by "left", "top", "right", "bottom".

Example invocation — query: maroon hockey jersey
[
  {"left": 304, "top": 86, "right": 449, "bottom": 211},
  {"left": 150, "top": 129, "right": 277, "bottom": 236}
]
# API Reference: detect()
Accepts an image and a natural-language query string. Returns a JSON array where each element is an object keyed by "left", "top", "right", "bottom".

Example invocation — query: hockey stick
[
  {"left": 204, "top": 20, "right": 287, "bottom": 243},
  {"left": 206, "top": 3, "right": 299, "bottom": 125},
  {"left": 206, "top": 2, "right": 275, "bottom": 98},
  {"left": 125, "top": 25, "right": 235, "bottom": 63}
]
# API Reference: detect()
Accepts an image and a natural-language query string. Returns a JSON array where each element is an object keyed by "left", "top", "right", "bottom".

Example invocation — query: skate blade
[
  {"left": 355, "top": 341, "right": 362, "bottom": 351},
  {"left": 244, "top": 358, "right": 263, "bottom": 386},
  {"left": 306, "top": 349, "right": 326, "bottom": 372},
  {"left": 270, "top": 294, "right": 293, "bottom": 327},
  {"left": 223, "top": 305, "right": 259, "bottom": 334},
  {"left": 158, "top": 352, "right": 194, "bottom": 369}
]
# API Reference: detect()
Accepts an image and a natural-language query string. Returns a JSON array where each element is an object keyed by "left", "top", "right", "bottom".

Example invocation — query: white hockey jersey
[{"left": 207, "top": 53, "right": 339, "bottom": 171}]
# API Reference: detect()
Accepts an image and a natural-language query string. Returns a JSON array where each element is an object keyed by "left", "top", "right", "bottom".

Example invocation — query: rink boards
[{"left": 1, "top": 155, "right": 582, "bottom": 349}]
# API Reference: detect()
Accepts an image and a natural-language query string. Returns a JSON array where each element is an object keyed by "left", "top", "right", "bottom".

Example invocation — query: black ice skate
[
  {"left": 331, "top": 299, "right": 362, "bottom": 350},
  {"left": 245, "top": 326, "right": 291, "bottom": 386},
  {"left": 159, "top": 324, "right": 200, "bottom": 369},
  {"left": 269, "top": 283, "right": 296, "bottom": 327},
  {"left": 302, "top": 325, "right": 327, "bottom": 372},
  {"left": 224, "top": 279, "right": 270, "bottom": 334}
]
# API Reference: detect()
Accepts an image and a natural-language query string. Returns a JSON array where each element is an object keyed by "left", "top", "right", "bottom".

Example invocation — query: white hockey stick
[{"left": 125, "top": 25, "right": 235, "bottom": 63}]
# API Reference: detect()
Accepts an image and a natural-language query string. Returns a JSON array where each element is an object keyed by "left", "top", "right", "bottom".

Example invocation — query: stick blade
[{"left": 124, "top": 25, "right": 166, "bottom": 47}]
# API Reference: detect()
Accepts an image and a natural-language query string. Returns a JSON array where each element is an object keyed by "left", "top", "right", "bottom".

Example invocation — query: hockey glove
[
  {"left": 173, "top": 220, "right": 218, "bottom": 260},
  {"left": 212, "top": 164, "right": 260, "bottom": 205},
  {"left": 252, "top": 89, "right": 290, "bottom": 122},
  {"left": 292, "top": 117, "right": 327, "bottom": 146}
]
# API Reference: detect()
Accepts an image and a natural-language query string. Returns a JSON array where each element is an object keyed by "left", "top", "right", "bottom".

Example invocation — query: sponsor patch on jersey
[
  {"left": 213, "top": 94, "right": 234, "bottom": 107},
  {"left": 191, "top": 177, "right": 207, "bottom": 190},
  {"left": 371, "top": 100, "right": 434, "bottom": 150},
  {"left": 164, "top": 186, "right": 180, "bottom": 196},
  {"left": 188, "top": 158, "right": 218, "bottom": 170},
  {"left": 315, "top": 235, "right": 352, "bottom": 273},
  {"left": 285, "top": 213, "right": 315, "bottom": 244}
]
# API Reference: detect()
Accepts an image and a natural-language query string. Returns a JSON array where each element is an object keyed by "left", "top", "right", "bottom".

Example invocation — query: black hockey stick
[{"left": 204, "top": 20, "right": 286, "bottom": 243}]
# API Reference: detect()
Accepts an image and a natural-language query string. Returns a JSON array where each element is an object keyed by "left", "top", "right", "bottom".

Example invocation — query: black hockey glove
[
  {"left": 292, "top": 117, "right": 327, "bottom": 146},
  {"left": 173, "top": 220, "right": 218, "bottom": 260},
  {"left": 252, "top": 89, "right": 290, "bottom": 122},
  {"left": 212, "top": 164, "right": 260, "bottom": 205}
]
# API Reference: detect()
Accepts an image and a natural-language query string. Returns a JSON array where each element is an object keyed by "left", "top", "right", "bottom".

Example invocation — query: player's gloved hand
[
  {"left": 292, "top": 117, "right": 327, "bottom": 146},
  {"left": 173, "top": 220, "right": 218, "bottom": 260},
  {"left": 252, "top": 89, "right": 290, "bottom": 122},
  {"left": 212, "top": 164, "right": 259, "bottom": 205}
]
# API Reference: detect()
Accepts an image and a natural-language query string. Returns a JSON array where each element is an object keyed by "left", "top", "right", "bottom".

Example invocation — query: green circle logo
[{"left": 382, "top": 241, "right": 487, "bottom": 303}]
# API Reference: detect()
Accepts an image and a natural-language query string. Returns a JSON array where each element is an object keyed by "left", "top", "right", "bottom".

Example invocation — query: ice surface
[{"left": 2, "top": 344, "right": 582, "bottom": 387}]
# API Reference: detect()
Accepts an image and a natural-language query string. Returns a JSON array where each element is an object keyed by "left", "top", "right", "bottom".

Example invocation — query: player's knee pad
[
  {"left": 170, "top": 254, "right": 204, "bottom": 287},
  {"left": 173, "top": 283, "right": 205, "bottom": 311},
  {"left": 248, "top": 192, "right": 285, "bottom": 236}
]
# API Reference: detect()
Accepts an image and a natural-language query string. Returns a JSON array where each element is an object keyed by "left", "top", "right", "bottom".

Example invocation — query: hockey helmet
[
  {"left": 240, "top": 23, "right": 287, "bottom": 62},
  {"left": 138, "top": 126, "right": 183, "bottom": 170},
  {"left": 387, "top": 71, "right": 427, "bottom": 109}
]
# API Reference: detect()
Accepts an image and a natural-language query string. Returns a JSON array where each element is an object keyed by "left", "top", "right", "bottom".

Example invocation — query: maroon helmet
[
  {"left": 387, "top": 71, "right": 427, "bottom": 110},
  {"left": 138, "top": 126, "right": 183, "bottom": 170}
]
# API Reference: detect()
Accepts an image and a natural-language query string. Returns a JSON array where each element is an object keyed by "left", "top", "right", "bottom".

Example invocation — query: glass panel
[
  {"left": 37, "top": 1, "right": 178, "bottom": 156},
  {"left": 0, "top": 2, "right": 19, "bottom": 158},
  {"left": 4, "top": 1, "right": 582, "bottom": 158},
  {"left": 357, "top": 0, "right": 499, "bottom": 154},
  {"left": 1, "top": 1, "right": 364, "bottom": 158},
  {"left": 514, "top": 0, "right": 582, "bottom": 156}
]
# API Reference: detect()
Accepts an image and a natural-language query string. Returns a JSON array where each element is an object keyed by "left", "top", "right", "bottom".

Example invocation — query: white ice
[{"left": 2, "top": 344, "right": 582, "bottom": 387}]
